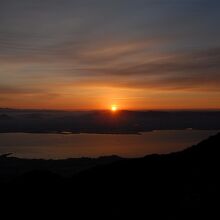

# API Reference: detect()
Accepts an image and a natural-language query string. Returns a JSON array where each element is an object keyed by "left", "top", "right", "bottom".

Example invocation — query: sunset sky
[{"left": 0, "top": 0, "right": 220, "bottom": 110}]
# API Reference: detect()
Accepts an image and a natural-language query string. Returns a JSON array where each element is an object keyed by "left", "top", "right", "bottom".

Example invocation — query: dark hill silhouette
[
  {"left": 0, "top": 114, "right": 12, "bottom": 120},
  {"left": 0, "top": 133, "right": 220, "bottom": 218},
  {"left": 0, "top": 155, "right": 122, "bottom": 183}
]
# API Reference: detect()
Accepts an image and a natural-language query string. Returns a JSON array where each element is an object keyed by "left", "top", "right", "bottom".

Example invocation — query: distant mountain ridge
[{"left": 0, "top": 109, "right": 220, "bottom": 133}]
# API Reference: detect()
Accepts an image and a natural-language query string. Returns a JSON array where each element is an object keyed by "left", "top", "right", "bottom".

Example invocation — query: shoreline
[{"left": 0, "top": 128, "right": 219, "bottom": 135}]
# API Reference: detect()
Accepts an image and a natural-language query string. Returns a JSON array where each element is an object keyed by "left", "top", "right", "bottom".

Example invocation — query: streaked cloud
[{"left": 0, "top": 0, "right": 220, "bottom": 109}]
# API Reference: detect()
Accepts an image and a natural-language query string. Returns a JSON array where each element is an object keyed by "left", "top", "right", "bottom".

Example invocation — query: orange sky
[
  {"left": 0, "top": 0, "right": 220, "bottom": 110},
  {"left": 1, "top": 84, "right": 220, "bottom": 110}
]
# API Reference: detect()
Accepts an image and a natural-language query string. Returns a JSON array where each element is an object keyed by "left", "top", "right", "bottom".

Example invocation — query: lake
[{"left": 0, "top": 130, "right": 218, "bottom": 159}]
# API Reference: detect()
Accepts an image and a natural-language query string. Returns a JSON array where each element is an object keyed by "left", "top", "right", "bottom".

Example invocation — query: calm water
[{"left": 0, "top": 130, "right": 218, "bottom": 159}]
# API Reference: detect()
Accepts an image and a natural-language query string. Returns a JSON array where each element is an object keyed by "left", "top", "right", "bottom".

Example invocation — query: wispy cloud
[{"left": 0, "top": 0, "right": 220, "bottom": 109}]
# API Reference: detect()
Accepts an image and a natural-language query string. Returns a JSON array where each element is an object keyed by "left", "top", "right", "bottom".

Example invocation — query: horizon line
[{"left": 1, "top": 107, "right": 220, "bottom": 112}]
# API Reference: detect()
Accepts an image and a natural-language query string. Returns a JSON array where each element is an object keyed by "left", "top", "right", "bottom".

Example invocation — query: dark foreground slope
[{"left": 0, "top": 133, "right": 220, "bottom": 219}]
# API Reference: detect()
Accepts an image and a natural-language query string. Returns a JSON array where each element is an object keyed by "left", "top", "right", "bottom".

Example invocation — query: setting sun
[{"left": 111, "top": 105, "right": 118, "bottom": 112}]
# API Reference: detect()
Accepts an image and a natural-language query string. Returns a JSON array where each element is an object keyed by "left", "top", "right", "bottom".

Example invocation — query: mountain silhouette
[
  {"left": 0, "top": 114, "right": 12, "bottom": 120},
  {"left": 0, "top": 133, "right": 219, "bottom": 219},
  {"left": 1, "top": 108, "right": 220, "bottom": 133}
]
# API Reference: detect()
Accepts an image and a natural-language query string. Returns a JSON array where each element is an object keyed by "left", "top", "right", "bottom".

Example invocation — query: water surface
[{"left": 0, "top": 130, "right": 218, "bottom": 159}]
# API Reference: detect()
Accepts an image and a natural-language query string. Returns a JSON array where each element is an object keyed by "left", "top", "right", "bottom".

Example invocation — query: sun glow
[{"left": 111, "top": 105, "right": 118, "bottom": 112}]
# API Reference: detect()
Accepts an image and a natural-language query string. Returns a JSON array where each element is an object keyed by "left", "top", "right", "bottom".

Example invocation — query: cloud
[
  {"left": 0, "top": 0, "right": 220, "bottom": 109},
  {"left": 0, "top": 85, "right": 43, "bottom": 94},
  {"left": 0, "top": 0, "right": 219, "bottom": 61},
  {"left": 66, "top": 47, "right": 220, "bottom": 91}
]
